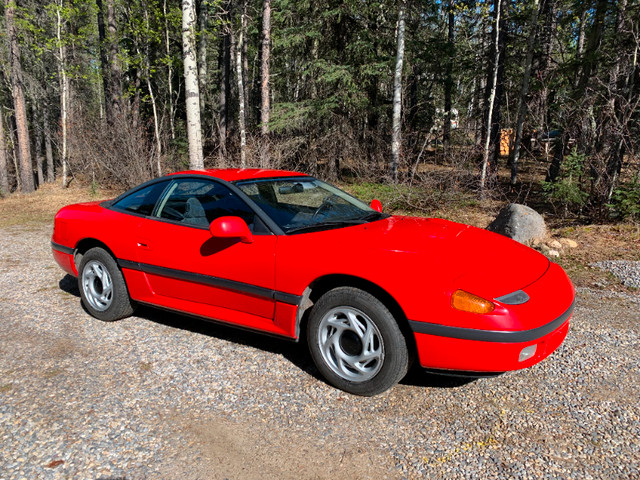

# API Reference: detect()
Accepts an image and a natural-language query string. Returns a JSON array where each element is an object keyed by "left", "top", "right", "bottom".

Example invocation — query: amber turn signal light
[{"left": 451, "top": 290, "right": 495, "bottom": 314}]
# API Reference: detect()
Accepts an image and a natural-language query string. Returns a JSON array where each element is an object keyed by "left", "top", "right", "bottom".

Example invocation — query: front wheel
[
  {"left": 78, "top": 247, "right": 135, "bottom": 321},
  {"left": 307, "top": 287, "right": 409, "bottom": 396}
]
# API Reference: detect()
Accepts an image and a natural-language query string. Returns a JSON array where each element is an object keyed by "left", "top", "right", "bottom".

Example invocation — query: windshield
[{"left": 235, "top": 177, "right": 385, "bottom": 234}]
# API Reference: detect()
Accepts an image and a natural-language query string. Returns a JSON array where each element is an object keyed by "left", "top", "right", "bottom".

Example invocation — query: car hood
[{"left": 358, "top": 216, "right": 550, "bottom": 298}]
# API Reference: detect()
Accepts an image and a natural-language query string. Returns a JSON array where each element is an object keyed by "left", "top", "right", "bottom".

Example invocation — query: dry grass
[
  {"left": 0, "top": 183, "right": 121, "bottom": 227},
  {"left": 553, "top": 224, "right": 640, "bottom": 289}
]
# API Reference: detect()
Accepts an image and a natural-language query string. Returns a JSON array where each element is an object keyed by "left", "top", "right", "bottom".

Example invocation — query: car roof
[{"left": 168, "top": 168, "right": 308, "bottom": 182}]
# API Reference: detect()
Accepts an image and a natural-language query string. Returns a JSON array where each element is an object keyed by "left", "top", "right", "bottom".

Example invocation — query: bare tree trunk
[
  {"left": 219, "top": 14, "right": 231, "bottom": 160},
  {"left": 242, "top": 0, "right": 250, "bottom": 125},
  {"left": 5, "top": 0, "right": 34, "bottom": 193},
  {"left": 577, "top": 0, "right": 608, "bottom": 95},
  {"left": 182, "top": 0, "right": 204, "bottom": 169},
  {"left": 604, "top": 0, "right": 630, "bottom": 205},
  {"left": 573, "top": 4, "right": 588, "bottom": 88},
  {"left": 56, "top": 1, "right": 70, "bottom": 187},
  {"left": 390, "top": 1, "right": 406, "bottom": 182},
  {"left": 96, "top": 0, "right": 112, "bottom": 123},
  {"left": 443, "top": 1, "right": 454, "bottom": 145},
  {"left": 480, "top": 0, "right": 502, "bottom": 190},
  {"left": 33, "top": 104, "right": 44, "bottom": 186},
  {"left": 148, "top": 76, "right": 163, "bottom": 176},
  {"left": 142, "top": 6, "right": 162, "bottom": 176},
  {"left": 10, "top": 124, "right": 20, "bottom": 192},
  {"left": 489, "top": 0, "right": 507, "bottom": 174},
  {"left": 43, "top": 102, "right": 54, "bottom": 182},
  {"left": 107, "top": 0, "right": 123, "bottom": 117},
  {"left": 236, "top": 0, "right": 247, "bottom": 168},
  {"left": 0, "top": 110, "right": 9, "bottom": 196},
  {"left": 164, "top": 0, "right": 176, "bottom": 140},
  {"left": 509, "top": 0, "right": 540, "bottom": 187},
  {"left": 260, "top": 0, "right": 271, "bottom": 168}
]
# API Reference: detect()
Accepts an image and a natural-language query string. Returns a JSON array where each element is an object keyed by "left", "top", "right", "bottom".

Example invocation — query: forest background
[{"left": 0, "top": 0, "right": 638, "bottom": 222}]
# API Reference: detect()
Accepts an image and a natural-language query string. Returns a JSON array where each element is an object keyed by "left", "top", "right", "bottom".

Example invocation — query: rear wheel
[
  {"left": 307, "top": 287, "right": 409, "bottom": 396},
  {"left": 78, "top": 247, "right": 134, "bottom": 321}
]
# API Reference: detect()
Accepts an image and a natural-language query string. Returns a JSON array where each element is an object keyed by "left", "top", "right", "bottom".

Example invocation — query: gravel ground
[
  {"left": 1, "top": 224, "right": 639, "bottom": 480},
  {"left": 592, "top": 260, "right": 640, "bottom": 289}
]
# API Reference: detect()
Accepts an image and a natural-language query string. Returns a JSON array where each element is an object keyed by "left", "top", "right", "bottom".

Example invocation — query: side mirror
[
  {"left": 370, "top": 199, "right": 382, "bottom": 213},
  {"left": 210, "top": 216, "right": 254, "bottom": 244}
]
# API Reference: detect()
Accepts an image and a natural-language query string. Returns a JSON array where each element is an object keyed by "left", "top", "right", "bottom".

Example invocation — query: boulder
[{"left": 487, "top": 203, "right": 547, "bottom": 245}]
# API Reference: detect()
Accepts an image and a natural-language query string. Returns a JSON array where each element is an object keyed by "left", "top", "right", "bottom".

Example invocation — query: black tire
[
  {"left": 307, "top": 287, "right": 409, "bottom": 396},
  {"left": 77, "top": 247, "right": 135, "bottom": 322}
]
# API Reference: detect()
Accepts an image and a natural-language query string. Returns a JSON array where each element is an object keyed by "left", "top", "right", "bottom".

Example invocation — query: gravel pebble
[
  {"left": 591, "top": 260, "right": 640, "bottom": 288},
  {"left": 0, "top": 224, "right": 639, "bottom": 479}
]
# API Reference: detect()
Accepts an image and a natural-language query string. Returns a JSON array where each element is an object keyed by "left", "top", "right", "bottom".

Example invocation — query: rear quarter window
[{"left": 112, "top": 181, "right": 168, "bottom": 216}]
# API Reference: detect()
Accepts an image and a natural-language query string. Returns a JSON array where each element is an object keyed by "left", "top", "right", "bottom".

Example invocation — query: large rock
[{"left": 487, "top": 203, "right": 546, "bottom": 245}]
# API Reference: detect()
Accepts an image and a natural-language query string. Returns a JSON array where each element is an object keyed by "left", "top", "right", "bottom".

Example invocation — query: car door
[{"left": 134, "top": 177, "right": 278, "bottom": 324}]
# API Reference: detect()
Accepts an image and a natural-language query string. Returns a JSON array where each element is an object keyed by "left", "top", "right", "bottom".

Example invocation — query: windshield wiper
[
  {"left": 359, "top": 211, "right": 388, "bottom": 222},
  {"left": 285, "top": 219, "right": 366, "bottom": 234}
]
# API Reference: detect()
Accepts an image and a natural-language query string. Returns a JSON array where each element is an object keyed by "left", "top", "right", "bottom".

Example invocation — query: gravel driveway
[{"left": 1, "top": 224, "right": 639, "bottom": 479}]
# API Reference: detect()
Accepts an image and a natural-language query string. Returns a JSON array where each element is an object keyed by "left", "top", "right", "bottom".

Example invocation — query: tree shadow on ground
[{"left": 58, "top": 273, "right": 479, "bottom": 393}]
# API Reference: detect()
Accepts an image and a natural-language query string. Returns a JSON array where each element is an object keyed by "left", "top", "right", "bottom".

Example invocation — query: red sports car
[{"left": 52, "top": 169, "right": 574, "bottom": 396}]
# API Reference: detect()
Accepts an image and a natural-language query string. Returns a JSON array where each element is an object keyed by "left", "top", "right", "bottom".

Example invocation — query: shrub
[
  {"left": 609, "top": 176, "right": 640, "bottom": 221},
  {"left": 541, "top": 148, "right": 589, "bottom": 216}
]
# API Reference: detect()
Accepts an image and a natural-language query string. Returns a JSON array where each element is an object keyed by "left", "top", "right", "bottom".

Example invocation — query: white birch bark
[
  {"left": 390, "top": 1, "right": 406, "bottom": 181},
  {"left": 182, "top": 0, "right": 204, "bottom": 169},
  {"left": 57, "top": 3, "right": 69, "bottom": 187},
  {"left": 480, "top": 0, "right": 502, "bottom": 190},
  {"left": 236, "top": 5, "right": 247, "bottom": 169}
]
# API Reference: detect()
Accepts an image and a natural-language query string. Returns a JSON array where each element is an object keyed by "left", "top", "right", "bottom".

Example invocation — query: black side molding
[
  {"left": 118, "top": 259, "right": 302, "bottom": 306},
  {"left": 51, "top": 241, "right": 74, "bottom": 255},
  {"left": 408, "top": 301, "right": 574, "bottom": 343}
]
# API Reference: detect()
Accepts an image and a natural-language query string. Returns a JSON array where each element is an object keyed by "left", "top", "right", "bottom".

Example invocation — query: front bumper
[
  {"left": 410, "top": 304, "right": 572, "bottom": 372},
  {"left": 408, "top": 261, "right": 574, "bottom": 373}
]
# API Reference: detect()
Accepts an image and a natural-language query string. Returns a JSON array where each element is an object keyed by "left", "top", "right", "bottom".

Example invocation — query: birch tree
[
  {"left": 480, "top": 0, "right": 502, "bottom": 190},
  {"left": 182, "top": 0, "right": 204, "bottom": 169},
  {"left": 218, "top": 0, "right": 232, "bottom": 160},
  {"left": 390, "top": 0, "right": 406, "bottom": 182},
  {"left": 55, "top": 0, "right": 70, "bottom": 187},
  {"left": 236, "top": 0, "right": 247, "bottom": 168},
  {"left": 443, "top": 0, "right": 455, "bottom": 145}
]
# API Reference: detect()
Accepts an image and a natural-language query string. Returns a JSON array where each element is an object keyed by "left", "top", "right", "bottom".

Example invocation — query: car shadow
[
  {"left": 401, "top": 364, "right": 482, "bottom": 389},
  {"left": 138, "top": 304, "right": 319, "bottom": 379},
  {"left": 58, "top": 274, "right": 480, "bottom": 392},
  {"left": 59, "top": 274, "right": 80, "bottom": 297}
]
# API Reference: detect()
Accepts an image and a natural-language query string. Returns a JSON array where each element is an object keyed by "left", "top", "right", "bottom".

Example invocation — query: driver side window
[{"left": 154, "top": 178, "right": 256, "bottom": 229}]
